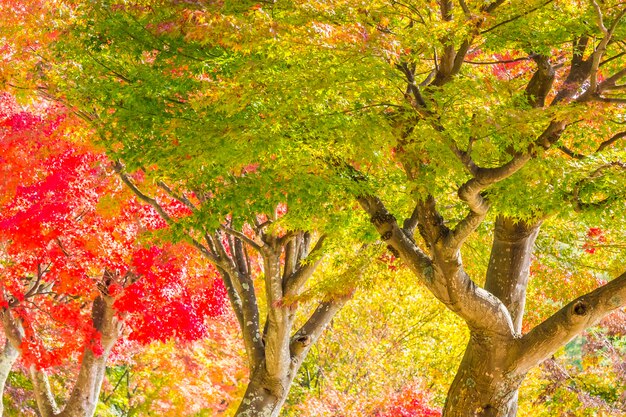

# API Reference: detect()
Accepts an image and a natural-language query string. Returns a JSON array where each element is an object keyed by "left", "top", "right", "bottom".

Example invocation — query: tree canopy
[{"left": 1, "top": 0, "right": 626, "bottom": 416}]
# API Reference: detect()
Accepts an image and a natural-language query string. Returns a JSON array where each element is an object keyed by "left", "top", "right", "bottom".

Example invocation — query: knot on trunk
[
  {"left": 291, "top": 335, "right": 312, "bottom": 357},
  {"left": 370, "top": 211, "right": 395, "bottom": 226},
  {"left": 573, "top": 301, "right": 589, "bottom": 316},
  {"left": 386, "top": 245, "right": 400, "bottom": 257},
  {"left": 260, "top": 374, "right": 288, "bottom": 398}
]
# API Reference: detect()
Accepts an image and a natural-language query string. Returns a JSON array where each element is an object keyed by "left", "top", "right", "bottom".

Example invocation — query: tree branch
[
  {"left": 359, "top": 195, "right": 515, "bottom": 335},
  {"left": 572, "top": 161, "right": 626, "bottom": 211},
  {"left": 156, "top": 181, "right": 198, "bottom": 212},
  {"left": 113, "top": 161, "right": 172, "bottom": 223},
  {"left": 284, "top": 235, "right": 327, "bottom": 297},
  {"left": 525, "top": 54, "right": 555, "bottom": 108},
  {"left": 208, "top": 232, "right": 265, "bottom": 371},
  {"left": 515, "top": 270, "right": 626, "bottom": 372},
  {"left": 448, "top": 153, "right": 531, "bottom": 249},
  {"left": 29, "top": 367, "right": 60, "bottom": 417},
  {"left": 0, "top": 338, "right": 19, "bottom": 416},
  {"left": 220, "top": 225, "right": 264, "bottom": 252},
  {"left": 589, "top": 7, "right": 626, "bottom": 94},
  {"left": 552, "top": 37, "right": 592, "bottom": 104},
  {"left": 480, "top": 0, "right": 554, "bottom": 34},
  {"left": 113, "top": 161, "right": 220, "bottom": 264},
  {"left": 290, "top": 297, "right": 349, "bottom": 358}
]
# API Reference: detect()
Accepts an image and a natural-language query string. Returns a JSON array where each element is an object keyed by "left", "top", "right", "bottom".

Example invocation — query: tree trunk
[
  {"left": 444, "top": 217, "right": 540, "bottom": 417},
  {"left": 233, "top": 297, "right": 347, "bottom": 417},
  {"left": 30, "top": 294, "right": 121, "bottom": 417},
  {"left": 234, "top": 365, "right": 293, "bottom": 417},
  {"left": 443, "top": 334, "right": 524, "bottom": 417},
  {"left": 0, "top": 339, "right": 19, "bottom": 417}
]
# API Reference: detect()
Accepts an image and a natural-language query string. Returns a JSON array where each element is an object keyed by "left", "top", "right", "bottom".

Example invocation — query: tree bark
[
  {"left": 30, "top": 295, "right": 122, "bottom": 417},
  {"left": 234, "top": 364, "right": 293, "bottom": 417},
  {"left": 233, "top": 296, "right": 348, "bottom": 417},
  {"left": 443, "top": 332, "right": 525, "bottom": 417},
  {"left": 0, "top": 339, "right": 19, "bottom": 417},
  {"left": 444, "top": 217, "right": 540, "bottom": 417}
]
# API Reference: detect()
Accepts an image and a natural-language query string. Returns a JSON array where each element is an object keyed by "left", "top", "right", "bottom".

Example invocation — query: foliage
[{"left": 1, "top": 0, "right": 626, "bottom": 416}]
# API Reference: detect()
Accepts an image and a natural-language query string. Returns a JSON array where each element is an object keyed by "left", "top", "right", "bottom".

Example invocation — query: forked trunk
[
  {"left": 444, "top": 217, "right": 540, "bottom": 417},
  {"left": 30, "top": 294, "right": 122, "bottom": 417}
]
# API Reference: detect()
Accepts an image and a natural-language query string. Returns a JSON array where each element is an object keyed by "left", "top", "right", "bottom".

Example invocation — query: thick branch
[
  {"left": 525, "top": 54, "right": 555, "bottom": 108},
  {"left": 515, "top": 270, "right": 626, "bottom": 372},
  {"left": 359, "top": 195, "right": 514, "bottom": 335},
  {"left": 210, "top": 233, "right": 264, "bottom": 371},
  {"left": 449, "top": 153, "right": 531, "bottom": 249},
  {"left": 552, "top": 37, "right": 592, "bottom": 104},
  {"left": 0, "top": 310, "right": 24, "bottom": 351},
  {"left": 290, "top": 297, "right": 349, "bottom": 358}
]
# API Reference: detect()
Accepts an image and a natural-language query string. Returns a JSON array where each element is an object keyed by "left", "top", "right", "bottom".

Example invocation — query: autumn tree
[
  {"left": 2, "top": 4, "right": 372, "bottom": 416},
  {"left": 0, "top": 94, "right": 225, "bottom": 417},
  {"left": 6, "top": 0, "right": 626, "bottom": 416}
]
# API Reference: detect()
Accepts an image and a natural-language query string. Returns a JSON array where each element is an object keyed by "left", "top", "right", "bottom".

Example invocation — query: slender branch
[
  {"left": 591, "top": 0, "right": 608, "bottom": 35},
  {"left": 465, "top": 56, "right": 532, "bottom": 65},
  {"left": 284, "top": 235, "right": 327, "bottom": 297},
  {"left": 113, "top": 161, "right": 219, "bottom": 263},
  {"left": 598, "top": 131, "right": 626, "bottom": 152},
  {"left": 558, "top": 145, "right": 586, "bottom": 160},
  {"left": 481, "top": 0, "right": 554, "bottom": 34},
  {"left": 559, "top": 131, "right": 626, "bottom": 159},
  {"left": 156, "top": 181, "right": 198, "bottom": 212},
  {"left": 113, "top": 161, "right": 172, "bottom": 222},
  {"left": 572, "top": 161, "right": 626, "bottom": 211},
  {"left": 587, "top": 7, "right": 626, "bottom": 96},
  {"left": 220, "top": 225, "right": 263, "bottom": 252}
]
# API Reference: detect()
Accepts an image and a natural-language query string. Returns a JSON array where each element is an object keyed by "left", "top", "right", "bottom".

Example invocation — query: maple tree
[
  {"left": 3, "top": 4, "right": 372, "bottom": 416},
  {"left": 3, "top": 0, "right": 626, "bottom": 416},
  {"left": 0, "top": 93, "right": 225, "bottom": 417}
]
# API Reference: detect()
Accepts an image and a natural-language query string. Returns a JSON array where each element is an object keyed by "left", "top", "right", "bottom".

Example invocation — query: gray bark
[
  {"left": 233, "top": 292, "right": 348, "bottom": 417},
  {"left": 0, "top": 339, "right": 19, "bottom": 417},
  {"left": 362, "top": 193, "right": 626, "bottom": 417}
]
